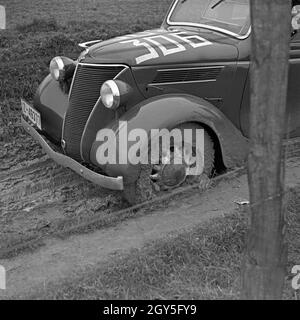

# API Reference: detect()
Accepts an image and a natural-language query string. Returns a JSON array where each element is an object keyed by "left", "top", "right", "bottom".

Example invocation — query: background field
[
  {"left": 0, "top": 0, "right": 172, "bottom": 142},
  {"left": 0, "top": 0, "right": 172, "bottom": 174},
  {"left": 2, "top": 0, "right": 171, "bottom": 29}
]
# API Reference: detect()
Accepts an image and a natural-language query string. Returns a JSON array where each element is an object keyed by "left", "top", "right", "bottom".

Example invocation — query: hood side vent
[{"left": 151, "top": 66, "right": 223, "bottom": 85}]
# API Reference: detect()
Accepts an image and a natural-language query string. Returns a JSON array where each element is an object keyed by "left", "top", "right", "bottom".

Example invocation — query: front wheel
[{"left": 123, "top": 123, "right": 215, "bottom": 205}]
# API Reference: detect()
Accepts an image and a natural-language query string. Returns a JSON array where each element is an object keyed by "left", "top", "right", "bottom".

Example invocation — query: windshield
[{"left": 168, "top": 0, "right": 251, "bottom": 39}]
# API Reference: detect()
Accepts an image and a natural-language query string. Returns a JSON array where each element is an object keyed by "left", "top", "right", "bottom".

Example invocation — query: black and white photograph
[{"left": 0, "top": 0, "right": 299, "bottom": 306}]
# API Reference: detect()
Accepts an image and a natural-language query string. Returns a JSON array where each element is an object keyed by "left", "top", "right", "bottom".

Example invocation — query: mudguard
[
  {"left": 33, "top": 75, "right": 69, "bottom": 143},
  {"left": 90, "top": 94, "right": 249, "bottom": 183}
]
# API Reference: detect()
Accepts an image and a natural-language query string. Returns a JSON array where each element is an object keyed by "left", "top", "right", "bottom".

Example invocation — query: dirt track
[
  {"left": 0, "top": 136, "right": 125, "bottom": 254},
  {"left": 0, "top": 150, "right": 299, "bottom": 299}
]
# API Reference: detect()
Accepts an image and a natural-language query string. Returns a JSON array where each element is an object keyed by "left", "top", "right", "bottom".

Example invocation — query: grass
[
  {"left": 2, "top": 0, "right": 172, "bottom": 30},
  {"left": 25, "top": 187, "right": 300, "bottom": 300},
  {"left": 0, "top": 0, "right": 172, "bottom": 140}
]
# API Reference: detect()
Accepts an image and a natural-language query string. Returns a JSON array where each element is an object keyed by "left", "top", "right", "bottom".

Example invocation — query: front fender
[
  {"left": 91, "top": 94, "right": 248, "bottom": 182},
  {"left": 34, "top": 74, "right": 69, "bottom": 143}
]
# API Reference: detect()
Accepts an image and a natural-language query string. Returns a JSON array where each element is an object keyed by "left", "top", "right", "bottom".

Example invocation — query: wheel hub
[
  {"left": 150, "top": 142, "right": 205, "bottom": 191},
  {"left": 160, "top": 163, "right": 187, "bottom": 187}
]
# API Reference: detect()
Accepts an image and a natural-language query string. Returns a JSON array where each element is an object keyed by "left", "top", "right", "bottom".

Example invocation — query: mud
[{"left": 0, "top": 135, "right": 124, "bottom": 253}]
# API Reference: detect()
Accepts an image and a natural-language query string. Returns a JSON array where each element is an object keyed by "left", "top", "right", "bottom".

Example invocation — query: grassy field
[
  {"left": 25, "top": 187, "right": 300, "bottom": 300},
  {"left": 0, "top": 0, "right": 172, "bottom": 173},
  {"left": 2, "top": 0, "right": 172, "bottom": 30},
  {"left": 0, "top": 0, "right": 172, "bottom": 143}
]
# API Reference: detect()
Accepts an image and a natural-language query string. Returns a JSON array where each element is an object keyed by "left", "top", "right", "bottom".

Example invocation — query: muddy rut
[{"left": 0, "top": 138, "right": 124, "bottom": 254}]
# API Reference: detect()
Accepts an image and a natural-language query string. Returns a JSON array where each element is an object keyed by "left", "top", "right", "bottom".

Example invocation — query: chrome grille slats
[{"left": 62, "top": 64, "right": 125, "bottom": 160}]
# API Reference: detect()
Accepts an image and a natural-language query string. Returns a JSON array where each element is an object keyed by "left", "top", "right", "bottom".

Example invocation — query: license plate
[{"left": 21, "top": 99, "right": 41, "bottom": 130}]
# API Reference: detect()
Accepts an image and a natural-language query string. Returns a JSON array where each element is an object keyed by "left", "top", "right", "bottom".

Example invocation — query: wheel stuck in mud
[{"left": 123, "top": 123, "right": 215, "bottom": 205}]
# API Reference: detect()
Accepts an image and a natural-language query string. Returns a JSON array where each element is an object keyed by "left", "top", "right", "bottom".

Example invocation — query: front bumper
[{"left": 21, "top": 117, "right": 124, "bottom": 191}]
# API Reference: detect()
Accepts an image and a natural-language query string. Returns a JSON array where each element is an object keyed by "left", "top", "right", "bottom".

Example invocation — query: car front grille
[{"left": 62, "top": 64, "right": 125, "bottom": 161}]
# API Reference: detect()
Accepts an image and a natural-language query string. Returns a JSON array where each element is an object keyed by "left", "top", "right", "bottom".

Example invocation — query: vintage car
[{"left": 21, "top": 0, "right": 300, "bottom": 203}]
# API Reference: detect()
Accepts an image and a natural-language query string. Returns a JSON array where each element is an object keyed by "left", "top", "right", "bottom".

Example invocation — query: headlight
[
  {"left": 49, "top": 56, "right": 76, "bottom": 81},
  {"left": 100, "top": 80, "right": 132, "bottom": 110},
  {"left": 100, "top": 80, "right": 120, "bottom": 109}
]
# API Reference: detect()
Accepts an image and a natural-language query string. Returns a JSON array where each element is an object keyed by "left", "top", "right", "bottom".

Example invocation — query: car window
[
  {"left": 292, "top": 5, "right": 300, "bottom": 42},
  {"left": 168, "top": 0, "right": 251, "bottom": 38}
]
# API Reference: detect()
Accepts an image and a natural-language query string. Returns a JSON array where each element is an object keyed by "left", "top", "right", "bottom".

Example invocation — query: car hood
[{"left": 82, "top": 27, "right": 239, "bottom": 66}]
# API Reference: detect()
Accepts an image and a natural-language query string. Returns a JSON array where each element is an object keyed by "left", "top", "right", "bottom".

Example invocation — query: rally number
[{"left": 120, "top": 32, "right": 211, "bottom": 64}]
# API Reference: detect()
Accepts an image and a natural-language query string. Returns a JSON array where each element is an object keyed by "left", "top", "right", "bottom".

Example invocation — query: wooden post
[{"left": 241, "top": 0, "right": 291, "bottom": 300}]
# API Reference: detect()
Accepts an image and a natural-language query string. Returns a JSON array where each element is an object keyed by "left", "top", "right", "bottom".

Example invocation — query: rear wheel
[{"left": 123, "top": 123, "right": 215, "bottom": 205}]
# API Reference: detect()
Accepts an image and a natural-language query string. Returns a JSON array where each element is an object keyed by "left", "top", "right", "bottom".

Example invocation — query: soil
[
  {"left": 0, "top": 137, "right": 125, "bottom": 254},
  {"left": 0, "top": 150, "right": 299, "bottom": 299}
]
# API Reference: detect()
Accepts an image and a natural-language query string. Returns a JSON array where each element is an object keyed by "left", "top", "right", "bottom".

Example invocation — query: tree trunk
[{"left": 241, "top": 0, "right": 291, "bottom": 300}]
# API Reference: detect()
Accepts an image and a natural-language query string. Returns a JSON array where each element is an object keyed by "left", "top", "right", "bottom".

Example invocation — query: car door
[{"left": 240, "top": 32, "right": 300, "bottom": 139}]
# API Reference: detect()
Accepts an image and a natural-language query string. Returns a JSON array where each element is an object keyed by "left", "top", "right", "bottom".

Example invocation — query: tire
[{"left": 122, "top": 123, "right": 215, "bottom": 205}]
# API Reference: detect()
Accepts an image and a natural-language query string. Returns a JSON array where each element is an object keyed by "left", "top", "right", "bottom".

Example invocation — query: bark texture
[{"left": 241, "top": 0, "right": 291, "bottom": 300}]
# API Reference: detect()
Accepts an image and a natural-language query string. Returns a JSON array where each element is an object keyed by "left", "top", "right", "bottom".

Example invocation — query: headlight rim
[
  {"left": 100, "top": 80, "right": 121, "bottom": 110},
  {"left": 49, "top": 56, "right": 75, "bottom": 82},
  {"left": 50, "top": 57, "right": 65, "bottom": 81}
]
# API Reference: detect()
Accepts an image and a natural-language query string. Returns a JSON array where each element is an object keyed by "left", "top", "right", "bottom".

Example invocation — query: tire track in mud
[
  {"left": 0, "top": 151, "right": 124, "bottom": 254},
  {"left": 0, "top": 104, "right": 124, "bottom": 257},
  {"left": 1, "top": 137, "right": 299, "bottom": 259}
]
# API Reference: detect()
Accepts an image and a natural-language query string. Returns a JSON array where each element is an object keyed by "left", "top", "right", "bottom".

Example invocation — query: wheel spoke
[{"left": 150, "top": 173, "right": 159, "bottom": 181}]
